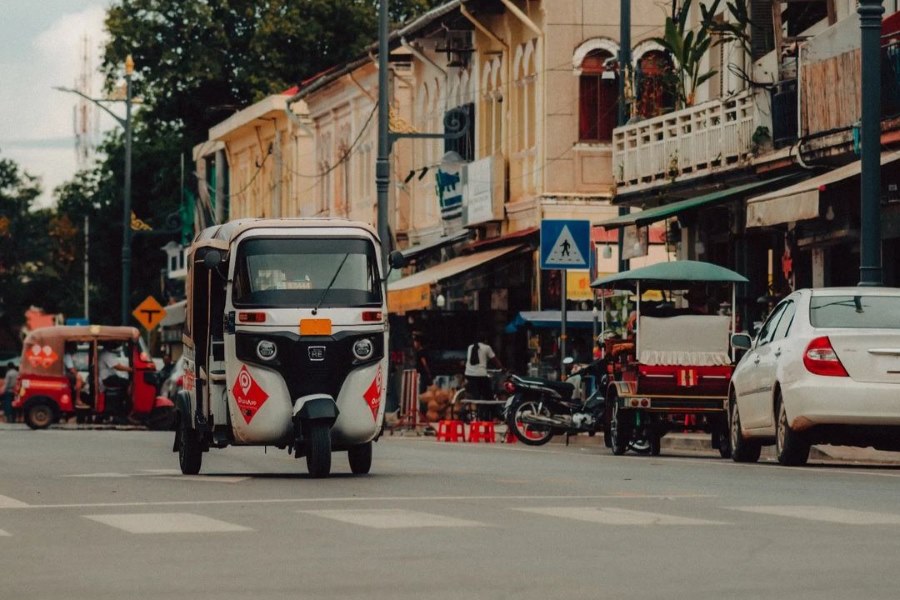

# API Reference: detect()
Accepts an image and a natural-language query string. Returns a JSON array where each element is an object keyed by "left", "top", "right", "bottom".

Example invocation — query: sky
[{"left": 0, "top": 1, "right": 114, "bottom": 208}]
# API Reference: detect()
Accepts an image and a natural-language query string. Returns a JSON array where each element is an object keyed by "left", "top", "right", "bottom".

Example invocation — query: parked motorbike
[{"left": 503, "top": 358, "right": 608, "bottom": 446}]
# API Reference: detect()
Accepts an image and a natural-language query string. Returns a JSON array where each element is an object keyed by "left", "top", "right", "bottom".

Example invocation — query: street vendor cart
[{"left": 591, "top": 260, "right": 748, "bottom": 456}]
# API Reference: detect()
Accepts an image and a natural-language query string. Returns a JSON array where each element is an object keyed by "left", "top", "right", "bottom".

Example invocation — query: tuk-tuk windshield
[{"left": 233, "top": 237, "right": 382, "bottom": 308}]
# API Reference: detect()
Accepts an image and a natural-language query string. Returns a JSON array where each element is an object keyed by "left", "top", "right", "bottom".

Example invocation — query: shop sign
[
  {"left": 463, "top": 156, "right": 504, "bottom": 226},
  {"left": 622, "top": 225, "right": 649, "bottom": 259},
  {"left": 566, "top": 271, "right": 593, "bottom": 301}
]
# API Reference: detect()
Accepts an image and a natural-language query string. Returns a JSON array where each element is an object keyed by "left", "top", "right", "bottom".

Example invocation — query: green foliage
[
  {"left": 700, "top": 0, "right": 754, "bottom": 57},
  {"left": 654, "top": 0, "right": 717, "bottom": 109}
]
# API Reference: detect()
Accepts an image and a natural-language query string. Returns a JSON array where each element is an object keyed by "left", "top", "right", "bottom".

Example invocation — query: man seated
[
  {"left": 99, "top": 342, "right": 133, "bottom": 416},
  {"left": 63, "top": 344, "right": 88, "bottom": 409}
]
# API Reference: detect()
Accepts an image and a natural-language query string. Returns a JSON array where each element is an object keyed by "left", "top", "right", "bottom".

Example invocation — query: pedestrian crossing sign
[{"left": 540, "top": 219, "right": 591, "bottom": 270}]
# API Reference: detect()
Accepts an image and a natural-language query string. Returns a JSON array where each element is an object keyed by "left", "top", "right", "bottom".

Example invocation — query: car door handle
[
  {"left": 774, "top": 349, "right": 782, "bottom": 358},
  {"left": 753, "top": 356, "right": 761, "bottom": 365}
]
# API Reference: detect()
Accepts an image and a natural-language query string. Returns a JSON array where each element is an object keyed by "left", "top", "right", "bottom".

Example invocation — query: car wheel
[
  {"left": 730, "top": 393, "right": 761, "bottom": 463},
  {"left": 24, "top": 401, "right": 55, "bottom": 430},
  {"left": 648, "top": 431, "right": 662, "bottom": 456},
  {"left": 775, "top": 393, "right": 810, "bottom": 466},
  {"left": 716, "top": 428, "right": 732, "bottom": 459},
  {"left": 348, "top": 441, "right": 373, "bottom": 475}
]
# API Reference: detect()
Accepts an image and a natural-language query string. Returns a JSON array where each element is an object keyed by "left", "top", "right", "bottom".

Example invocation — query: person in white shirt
[
  {"left": 464, "top": 336, "right": 503, "bottom": 420},
  {"left": 99, "top": 343, "right": 132, "bottom": 391}
]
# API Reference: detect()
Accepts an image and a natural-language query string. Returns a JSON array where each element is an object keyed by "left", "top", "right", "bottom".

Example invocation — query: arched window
[
  {"left": 635, "top": 50, "right": 674, "bottom": 118},
  {"left": 578, "top": 49, "right": 618, "bottom": 143}
]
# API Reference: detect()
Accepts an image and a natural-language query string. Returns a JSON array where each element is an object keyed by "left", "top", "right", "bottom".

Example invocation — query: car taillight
[
  {"left": 362, "top": 311, "right": 383, "bottom": 322},
  {"left": 503, "top": 381, "right": 517, "bottom": 393},
  {"left": 803, "top": 336, "right": 849, "bottom": 377}
]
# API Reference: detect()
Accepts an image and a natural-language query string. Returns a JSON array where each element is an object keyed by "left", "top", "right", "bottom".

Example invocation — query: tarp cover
[{"left": 591, "top": 260, "right": 748, "bottom": 289}]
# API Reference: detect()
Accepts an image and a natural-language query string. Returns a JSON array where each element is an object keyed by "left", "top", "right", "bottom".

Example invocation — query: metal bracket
[{"left": 388, "top": 111, "right": 469, "bottom": 148}]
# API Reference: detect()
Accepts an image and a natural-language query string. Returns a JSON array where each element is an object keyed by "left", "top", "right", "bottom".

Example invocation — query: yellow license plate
[{"left": 299, "top": 318, "right": 332, "bottom": 336}]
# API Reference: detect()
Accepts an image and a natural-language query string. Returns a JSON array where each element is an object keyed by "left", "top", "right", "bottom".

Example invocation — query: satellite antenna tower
[{"left": 73, "top": 34, "right": 99, "bottom": 169}]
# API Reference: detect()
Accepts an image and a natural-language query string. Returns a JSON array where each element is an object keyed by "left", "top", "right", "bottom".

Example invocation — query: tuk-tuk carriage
[
  {"left": 13, "top": 325, "right": 174, "bottom": 430},
  {"left": 591, "top": 261, "right": 748, "bottom": 456},
  {"left": 176, "top": 218, "right": 402, "bottom": 478}
]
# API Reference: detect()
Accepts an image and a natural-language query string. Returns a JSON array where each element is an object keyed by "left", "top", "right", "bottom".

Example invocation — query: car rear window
[{"left": 809, "top": 295, "right": 900, "bottom": 329}]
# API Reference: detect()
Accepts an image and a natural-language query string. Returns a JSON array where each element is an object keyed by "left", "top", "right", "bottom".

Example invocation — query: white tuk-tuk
[{"left": 174, "top": 218, "right": 404, "bottom": 478}]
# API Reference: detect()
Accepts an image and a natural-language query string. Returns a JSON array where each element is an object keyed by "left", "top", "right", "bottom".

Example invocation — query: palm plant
[{"left": 654, "top": 0, "right": 717, "bottom": 109}]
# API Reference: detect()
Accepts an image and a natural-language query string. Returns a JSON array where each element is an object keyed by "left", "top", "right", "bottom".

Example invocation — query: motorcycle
[{"left": 503, "top": 358, "right": 609, "bottom": 446}]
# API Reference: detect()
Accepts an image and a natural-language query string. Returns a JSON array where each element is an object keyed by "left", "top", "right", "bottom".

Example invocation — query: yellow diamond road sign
[{"left": 132, "top": 296, "right": 167, "bottom": 330}]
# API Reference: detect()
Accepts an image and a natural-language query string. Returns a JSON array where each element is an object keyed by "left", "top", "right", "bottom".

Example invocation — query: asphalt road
[{"left": 2, "top": 424, "right": 900, "bottom": 600}]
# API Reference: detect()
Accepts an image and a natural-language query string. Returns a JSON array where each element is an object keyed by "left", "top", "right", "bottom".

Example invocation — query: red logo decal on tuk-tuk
[
  {"left": 27, "top": 344, "right": 59, "bottom": 369},
  {"left": 362, "top": 366, "right": 383, "bottom": 420},
  {"left": 232, "top": 365, "right": 269, "bottom": 424}
]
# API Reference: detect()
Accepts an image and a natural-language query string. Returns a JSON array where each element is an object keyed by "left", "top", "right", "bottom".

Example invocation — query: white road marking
[
  {"left": 515, "top": 506, "right": 727, "bottom": 526},
  {"left": 64, "top": 473, "right": 131, "bottom": 478},
  {"left": 84, "top": 512, "right": 252, "bottom": 534},
  {"left": 0, "top": 529, "right": 10, "bottom": 536},
  {"left": 0, "top": 495, "right": 28, "bottom": 509},
  {"left": 0, "top": 494, "right": 715, "bottom": 511},
  {"left": 729, "top": 505, "right": 900, "bottom": 525},
  {"left": 154, "top": 475, "right": 250, "bottom": 484},
  {"left": 300, "top": 508, "right": 485, "bottom": 529}
]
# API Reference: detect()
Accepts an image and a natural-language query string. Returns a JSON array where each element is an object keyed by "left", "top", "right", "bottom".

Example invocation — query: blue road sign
[{"left": 540, "top": 219, "right": 591, "bottom": 270}]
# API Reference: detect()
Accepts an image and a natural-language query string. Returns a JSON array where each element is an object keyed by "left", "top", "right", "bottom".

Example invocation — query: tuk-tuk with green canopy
[{"left": 591, "top": 260, "right": 748, "bottom": 457}]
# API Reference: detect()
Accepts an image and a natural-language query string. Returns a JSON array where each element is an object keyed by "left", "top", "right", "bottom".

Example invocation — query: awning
[
  {"left": 597, "top": 174, "right": 801, "bottom": 230},
  {"left": 388, "top": 245, "right": 524, "bottom": 313},
  {"left": 505, "top": 311, "right": 599, "bottom": 333},
  {"left": 400, "top": 229, "right": 471, "bottom": 260},
  {"left": 591, "top": 260, "right": 748, "bottom": 289},
  {"left": 159, "top": 300, "right": 186, "bottom": 327},
  {"left": 746, "top": 152, "right": 900, "bottom": 228}
]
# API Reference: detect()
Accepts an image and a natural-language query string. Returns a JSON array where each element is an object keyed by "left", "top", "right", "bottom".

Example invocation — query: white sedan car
[{"left": 729, "top": 287, "right": 900, "bottom": 466}]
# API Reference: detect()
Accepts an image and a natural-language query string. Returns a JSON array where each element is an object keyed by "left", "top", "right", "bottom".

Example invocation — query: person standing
[
  {"left": 412, "top": 337, "right": 432, "bottom": 394},
  {"left": 465, "top": 335, "right": 503, "bottom": 421},
  {"left": 2, "top": 362, "right": 19, "bottom": 423}
]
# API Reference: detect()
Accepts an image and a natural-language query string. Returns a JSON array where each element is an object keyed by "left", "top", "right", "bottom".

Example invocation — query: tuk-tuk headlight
[
  {"left": 352, "top": 338, "right": 374, "bottom": 361},
  {"left": 256, "top": 340, "right": 278, "bottom": 361}
]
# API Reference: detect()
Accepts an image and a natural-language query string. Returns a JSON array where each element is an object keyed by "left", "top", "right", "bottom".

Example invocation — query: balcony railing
[{"left": 613, "top": 89, "right": 755, "bottom": 192}]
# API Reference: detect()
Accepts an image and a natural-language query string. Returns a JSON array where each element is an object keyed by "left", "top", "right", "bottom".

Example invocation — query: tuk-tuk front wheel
[
  {"left": 305, "top": 423, "right": 332, "bottom": 478},
  {"left": 348, "top": 441, "right": 372, "bottom": 475},
  {"left": 178, "top": 415, "right": 203, "bottom": 475},
  {"left": 24, "top": 400, "right": 55, "bottom": 430}
]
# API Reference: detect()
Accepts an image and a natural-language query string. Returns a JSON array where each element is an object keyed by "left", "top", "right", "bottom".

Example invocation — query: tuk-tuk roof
[
  {"left": 192, "top": 218, "right": 381, "bottom": 250},
  {"left": 23, "top": 325, "right": 140, "bottom": 346},
  {"left": 590, "top": 260, "right": 748, "bottom": 289}
]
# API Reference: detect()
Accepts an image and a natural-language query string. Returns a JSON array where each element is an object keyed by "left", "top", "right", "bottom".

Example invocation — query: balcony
[{"left": 613, "top": 89, "right": 756, "bottom": 193}]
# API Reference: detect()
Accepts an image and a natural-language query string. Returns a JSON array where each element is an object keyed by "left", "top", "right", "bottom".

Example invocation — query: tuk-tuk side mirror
[
  {"left": 203, "top": 249, "right": 222, "bottom": 270},
  {"left": 731, "top": 333, "right": 752, "bottom": 350},
  {"left": 388, "top": 250, "right": 406, "bottom": 271}
]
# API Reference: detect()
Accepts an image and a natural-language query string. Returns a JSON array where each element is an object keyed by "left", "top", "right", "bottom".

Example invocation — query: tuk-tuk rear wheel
[
  {"left": 348, "top": 441, "right": 372, "bottom": 475},
  {"left": 179, "top": 416, "right": 203, "bottom": 475},
  {"left": 610, "top": 403, "right": 631, "bottom": 456},
  {"left": 305, "top": 423, "right": 332, "bottom": 478},
  {"left": 24, "top": 401, "right": 55, "bottom": 430}
]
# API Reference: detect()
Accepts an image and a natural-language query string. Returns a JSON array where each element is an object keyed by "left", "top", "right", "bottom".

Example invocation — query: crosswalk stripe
[
  {"left": 0, "top": 494, "right": 28, "bottom": 508},
  {"left": 300, "top": 509, "right": 486, "bottom": 529},
  {"left": 84, "top": 512, "right": 252, "bottom": 534},
  {"left": 514, "top": 506, "right": 726, "bottom": 526},
  {"left": 729, "top": 506, "right": 900, "bottom": 525}
]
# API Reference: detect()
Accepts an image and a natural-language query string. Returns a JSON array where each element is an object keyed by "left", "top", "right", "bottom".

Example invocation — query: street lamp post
[
  {"left": 55, "top": 55, "right": 135, "bottom": 324},
  {"left": 858, "top": 0, "right": 884, "bottom": 287}
]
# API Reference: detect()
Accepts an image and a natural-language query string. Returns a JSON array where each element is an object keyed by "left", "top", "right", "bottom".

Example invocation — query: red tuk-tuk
[
  {"left": 592, "top": 261, "right": 748, "bottom": 457},
  {"left": 13, "top": 325, "right": 175, "bottom": 430}
]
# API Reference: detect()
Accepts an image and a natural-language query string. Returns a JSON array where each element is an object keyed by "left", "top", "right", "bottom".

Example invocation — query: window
[
  {"left": 578, "top": 50, "right": 618, "bottom": 142},
  {"left": 809, "top": 295, "right": 900, "bottom": 329},
  {"left": 233, "top": 238, "right": 382, "bottom": 308},
  {"left": 635, "top": 51, "right": 674, "bottom": 118},
  {"left": 771, "top": 301, "right": 796, "bottom": 340},
  {"left": 756, "top": 302, "right": 788, "bottom": 346}
]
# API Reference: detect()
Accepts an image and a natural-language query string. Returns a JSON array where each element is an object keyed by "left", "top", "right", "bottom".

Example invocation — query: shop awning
[
  {"left": 400, "top": 229, "right": 471, "bottom": 260},
  {"left": 597, "top": 174, "right": 801, "bottom": 230},
  {"left": 388, "top": 245, "right": 524, "bottom": 313},
  {"left": 591, "top": 260, "right": 748, "bottom": 289},
  {"left": 746, "top": 152, "right": 900, "bottom": 228},
  {"left": 505, "top": 311, "right": 599, "bottom": 333},
  {"left": 159, "top": 300, "right": 186, "bottom": 327}
]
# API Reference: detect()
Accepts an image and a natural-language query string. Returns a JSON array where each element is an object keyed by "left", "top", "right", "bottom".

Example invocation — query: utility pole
[
  {"left": 376, "top": 0, "right": 392, "bottom": 270},
  {"left": 84, "top": 215, "right": 90, "bottom": 322},
  {"left": 858, "top": 0, "right": 884, "bottom": 286},
  {"left": 617, "top": 0, "right": 631, "bottom": 274},
  {"left": 121, "top": 55, "right": 134, "bottom": 325}
]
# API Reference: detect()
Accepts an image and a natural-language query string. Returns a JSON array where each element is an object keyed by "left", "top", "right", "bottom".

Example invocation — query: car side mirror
[{"left": 731, "top": 333, "right": 752, "bottom": 350}]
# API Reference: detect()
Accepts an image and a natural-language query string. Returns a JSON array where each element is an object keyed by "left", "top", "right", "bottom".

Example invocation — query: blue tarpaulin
[{"left": 505, "top": 311, "right": 598, "bottom": 333}]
